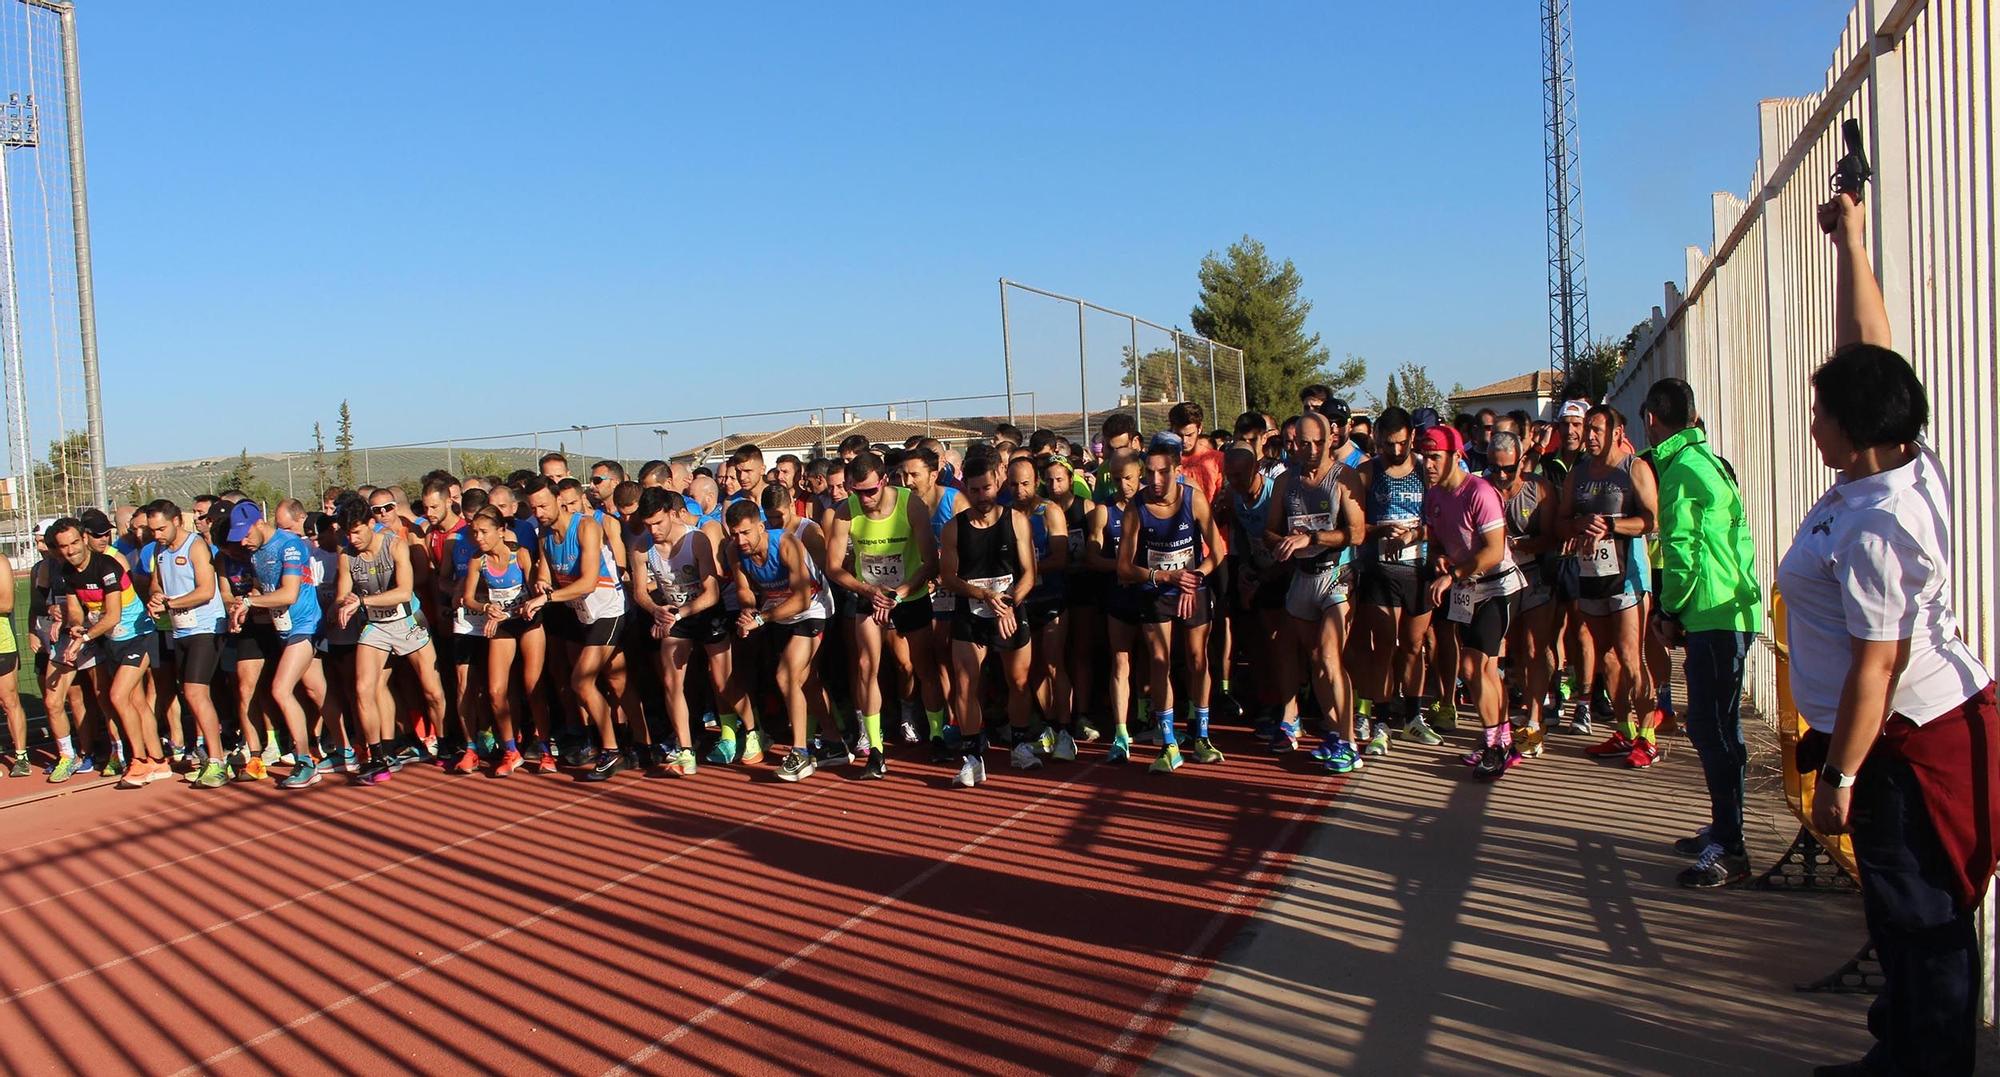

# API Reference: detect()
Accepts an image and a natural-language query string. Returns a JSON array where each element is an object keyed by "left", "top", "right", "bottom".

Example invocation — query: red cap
[{"left": 1416, "top": 426, "right": 1462, "bottom": 455}]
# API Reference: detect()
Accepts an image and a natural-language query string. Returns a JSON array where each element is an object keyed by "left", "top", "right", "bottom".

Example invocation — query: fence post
[
  {"left": 1207, "top": 339, "right": 1219, "bottom": 425},
  {"left": 285, "top": 454, "right": 294, "bottom": 499},
  {"left": 1075, "top": 300, "right": 1091, "bottom": 448},
  {"left": 446, "top": 440, "right": 454, "bottom": 476},
  {"left": 613, "top": 426, "right": 622, "bottom": 464},
  {"left": 1129, "top": 315, "right": 1142, "bottom": 432},
  {"left": 1238, "top": 347, "right": 1247, "bottom": 415},
  {"left": 1173, "top": 332, "right": 1184, "bottom": 402},
  {"left": 363, "top": 448, "right": 371, "bottom": 485},
  {"left": 1000, "top": 279, "right": 1017, "bottom": 426}
]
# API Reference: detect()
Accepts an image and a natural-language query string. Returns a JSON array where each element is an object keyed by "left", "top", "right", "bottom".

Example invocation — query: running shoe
[
  {"left": 896, "top": 719, "right": 922, "bottom": 745},
  {"left": 953, "top": 754, "right": 984, "bottom": 788},
  {"left": 861, "top": 749, "right": 887, "bottom": 780},
  {"left": 261, "top": 739, "right": 282, "bottom": 766},
  {"left": 356, "top": 758, "right": 393, "bottom": 785},
  {"left": 101, "top": 755, "right": 125, "bottom": 779},
  {"left": 535, "top": 747, "right": 559, "bottom": 773},
  {"left": 705, "top": 736, "right": 740, "bottom": 766},
  {"left": 1009, "top": 742, "right": 1042, "bottom": 771},
  {"left": 277, "top": 762, "right": 321, "bottom": 789},
  {"left": 1074, "top": 718, "right": 1100, "bottom": 743},
  {"left": 1584, "top": 732, "right": 1635, "bottom": 758},
  {"left": 46, "top": 754, "right": 79, "bottom": 784},
  {"left": 1035, "top": 725, "right": 1055, "bottom": 756},
  {"left": 117, "top": 759, "right": 149, "bottom": 789},
  {"left": 1625, "top": 740, "right": 1661, "bottom": 769},
  {"left": 448, "top": 748, "right": 481, "bottom": 775},
  {"left": 1106, "top": 732, "right": 1131, "bottom": 764},
  {"left": 8, "top": 754, "right": 29, "bottom": 779},
  {"left": 1051, "top": 729, "right": 1078, "bottom": 763},
  {"left": 1566, "top": 701, "right": 1593, "bottom": 736},
  {"left": 475, "top": 730, "right": 499, "bottom": 758},
  {"left": 195, "top": 759, "right": 229, "bottom": 789},
  {"left": 1310, "top": 734, "right": 1343, "bottom": 764},
  {"left": 1504, "top": 745, "right": 1525, "bottom": 770},
  {"left": 1252, "top": 713, "right": 1277, "bottom": 740},
  {"left": 580, "top": 751, "right": 626, "bottom": 783},
  {"left": 1189, "top": 737, "right": 1224, "bottom": 764},
  {"left": 1364, "top": 724, "right": 1391, "bottom": 758},
  {"left": 1400, "top": 716, "right": 1444, "bottom": 746},
  {"left": 146, "top": 759, "right": 178, "bottom": 784},
  {"left": 928, "top": 735, "right": 957, "bottom": 764},
  {"left": 237, "top": 757, "right": 269, "bottom": 782},
  {"left": 1516, "top": 724, "right": 1545, "bottom": 758},
  {"left": 323, "top": 747, "right": 359, "bottom": 774},
  {"left": 741, "top": 730, "right": 770, "bottom": 766},
  {"left": 392, "top": 743, "right": 426, "bottom": 768},
  {"left": 1272, "top": 717, "right": 1301, "bottom": 754},
  {"left": 1149, "top": 743, "right": 1184, "bottom": 774},
  {"left": 1472, "top": 744, "right": 1506, "bottom": 780},
  {"left": 776, "top": 749, "right": 817, "bottom": 783},
  {"left": 813, "top": 736, "right": 854, "bottom": 767},
  {"left": 1426, "top": 698, "right": 1458, "bottom": 733},
  {"left": 492, "top": 749, "right": 524, "bottom": 777},
  {"left": 1677, "top": 842, "right": 1750, "bottom": 888},
  {"left": 1324, "top": 742, "right": 1362, "bottom": 774},
  {"left": 700, "top": 711, "right": 719, "bottom": 732},
  {"left": 665, "top": 747, "right": 698, "bottom": 776},
  {"left": 1673, "top": 826, "right": 1714, "bottom": 856},
  {"left": 1461, "top": 745, "right": 1484, "bottom": 767}
]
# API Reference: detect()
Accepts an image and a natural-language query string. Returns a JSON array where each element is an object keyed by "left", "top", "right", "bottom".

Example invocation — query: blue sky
[{"left": 75, "top": 0, "right": 1851, "bottom": 463}]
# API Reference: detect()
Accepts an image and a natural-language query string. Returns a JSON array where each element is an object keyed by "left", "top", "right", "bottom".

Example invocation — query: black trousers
[{"left": 1850, "top": 748, "right": 1978, "bottom": 1076}]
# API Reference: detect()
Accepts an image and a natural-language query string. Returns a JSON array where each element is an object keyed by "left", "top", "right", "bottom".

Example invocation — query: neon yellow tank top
[{"left": 847, "top": 488, "right": 922, "bottom": 602}]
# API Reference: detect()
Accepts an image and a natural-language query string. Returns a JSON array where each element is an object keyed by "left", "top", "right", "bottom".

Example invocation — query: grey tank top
[
  {"left": 350, "top": 538, "right": 409, "bottom": 621},
  {"left": 1281, "top": 461, "right": 1348, "bottom": 571},
  {"left": 1572, "top": 453, "right": 1637, "bottom": 519}
]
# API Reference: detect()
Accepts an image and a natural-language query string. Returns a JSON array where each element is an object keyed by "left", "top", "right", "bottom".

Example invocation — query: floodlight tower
[
  {"left": 0, "top": 90, "right": 35, "bottom": 529},
  {"left": 1542, "top": 0, "right": 1590, "bottom": 388}
]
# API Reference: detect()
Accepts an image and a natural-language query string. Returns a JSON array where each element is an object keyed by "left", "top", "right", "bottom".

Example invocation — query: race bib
[
  {"left": 932, "top": 592, "right": 956, "bottom": 615},
  {"left": 1580, "top": 537, "right": 1619, "bottom": 579},
  {"left": 1147, "top": 548, "right": 1192, "bottom": 573},
  {"left": 272, "top": 609, "right": 293, "bottom": 633},
  {"left": 758, "top": 586, "right": 793, "bottom": 614},
  {"left": 1379, "top": 534, "right": 1423, "bottom": 564},
  {"left": 365, "top": 602, "right": 405, "bottom": 623},
  {"left": 860, "top": 552, "right": 905, "bottom": 589},
  {"left": 1288, "top": 512, "right": 1332, "bottom": 534},
  {"left": 488, "top": 583, "right": 523, "bottom": 614},
  {"left": 170, "top": 607, "right": 200, "bottom": 632},
  {"left": 1446, "top": 583, "right": 1476, "bottom": 625},
  {"left": 966, "top": 575, "right": 1012, "bottom": 618}
]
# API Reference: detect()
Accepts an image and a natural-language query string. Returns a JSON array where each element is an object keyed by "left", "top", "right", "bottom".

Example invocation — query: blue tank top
[
  {"left": 929, "top": 486, "right": 963, "bottom": 543},
  {"left": 155, "top": 532, "right": 224, "bottom": 637},
  {"left": 1366, "top": 462, "right": 1428, "bottom": 565},
  {"left": 1229, "top": 477, "right": 1277, "bottom": 570},
  {"left": 1025, "top": 502, "right": 1065, "bottom": 599},
  {"left": 743, "top": 531, "right": 788, "bottom": 594},
  {"left": 1134, "top": 492, "right": 1200, "bottom": 597}
]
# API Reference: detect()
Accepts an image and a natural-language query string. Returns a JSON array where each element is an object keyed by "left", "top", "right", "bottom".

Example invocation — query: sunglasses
[
  {"left": 370, "top": 504, "right": 396, "bottom": 516},
  {"left": 590, "top": 475, "right": 610, "bottom": 484},
  {"left": 852, "top": 484, "right": 883, "bottom": 497},
  {"left": 1494, "top": 464, "right": 1520, "bottom": 477}
]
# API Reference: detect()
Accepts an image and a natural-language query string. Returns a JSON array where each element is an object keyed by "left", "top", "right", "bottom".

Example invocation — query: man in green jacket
[{"left": 1643, "top": 377, "right": 1761, "bottom": 888}]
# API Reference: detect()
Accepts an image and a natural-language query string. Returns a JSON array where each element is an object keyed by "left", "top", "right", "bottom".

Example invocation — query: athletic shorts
[
  {"left": 932, "top": 591, "right": 957, "bottom": 622},
  {"left": 1515, "top": 566, "right": 1553, "bottom": 614},
  {"left": 760, "top": 616, "right": 825, "bottom": 642},
  {"left": 1453, "top": 592, "right": 1518, "bottom": 656},
  {"left": 451, "top": 634, "right": 488, "bottom": 667},
  {"left": 235, "top": 623, "right": 283, "bottom": 664},
  {"left": 669, "top": 608, "right": 730, "bottom": 646},
  {"left": 1020, "top": 593, "right": 1065, "bottom": 630},
  {"left": 176, "top": 633, "right": 222, "bottom": 685},
  {"left": 1575, "top": 591, "right": 1641, "bottom": 618},
  {"left": 1230, "top": 559, "right": 1290, "bottom": 612},
  {"left": 832, "top": 586, "right": 864, "bottom": 619},
  {"left": 575, "top": 613, "right": 624, "bottom": 648},
  {"left": 359, "top": 614, "right": 433, "bottom": 657},
  {"left": 542, "top": 604, "right": 580, "bottom": 644},
  {"left": 886, "top": 595, "right": 934, "bottom": 635},
  {"left": 0, "top": 650, "right": 17, "bottom": 678},
  {"left": 1112, "top": 587, "right": 1214, "bottom": 628},
  {"left": 1284, "top": 564, "right": 1352, "bottom": 621},
  {"left": 1355, "top": 563, "right": 1432, "bottom": 615},
  {"left": 1067, "top": 572, "right": 1103, "bottom": 609},
  {"left": 951, "top": 610, "right": 1029, "bottom": 650},
  {"left": 102, "top": 632, "right": 160, "bottom": 669}
]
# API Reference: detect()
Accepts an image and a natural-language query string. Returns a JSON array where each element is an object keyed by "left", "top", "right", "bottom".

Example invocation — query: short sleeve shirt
[{"left": 250, "top": 531, "right": 321, "bottom": 637}]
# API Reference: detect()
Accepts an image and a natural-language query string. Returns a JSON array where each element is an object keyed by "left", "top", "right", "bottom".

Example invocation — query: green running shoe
[
  {"left": 47, "top": 754, "right": 79, "bottom": 784},
  {"left": 1149, "top": 743, "right": 1184, "bottom": 774},
  {"left": 101, "top": 755, "right": 125, "bottom": 779},
  {"left": 1189, "top": 737, "right": 1224, "bottom": 764},
  {"left": 1427, "top": 698, "right": 1459, "bottom": 733},
  {"left": 195, "top": 759, "right": 230, "bottom": 788},
  {"left": 1364, "top": 724, "right": 1391, "bottom": 757},
  {"left": 1401, "top": 716, "right": 1444, "bottom": 746}
]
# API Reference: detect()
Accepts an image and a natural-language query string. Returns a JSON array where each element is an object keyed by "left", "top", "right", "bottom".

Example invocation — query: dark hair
[
  {"left": 555, "top": 477, "right": 584, "bottom": 497},
  {"left": 421, "top": 469, "right": 458, "bottom": 489},
  {"left": 336, "top": 498, "right": 372, "bottom": 531},
  {"left": 519, "top": 476, "right": 553, "bottom": 500},
  {"left": 994, "top": 423, "right": 1024, "bottom": 443},
  {"left": 1301, "top": 384, "right": 1332, "bottom": 403},
  {"left": 421, "top": 477, "right": 453, "bottom": 501},
  {"left": 470, "top": 506, "right": 507, "bottom": 530},
  {"left": 638, "top": 460, "right": 671, "bottom": 485},
  {"left": 1168, "top": 401, "right": 1204, "bottom": 430},
  {"left": 723, "top": 499, "right": 763, "bottom": 528},
  {"left": 44, "top": 516, "right": 80, "bottom": 546},
  {"left": 1375, "top": 406, "right": 1412, "bottom": 438},
  {"left": 592, "top": 460, "right": 627, "bottom": 482},
  {"left": 538, "top": 452, "right": 567, "bottom": 469},
  {"left": 1232, "top": 411, "right": 1266, "bottom": 438},
  {"left": 1812, "top": 344, "right": 1928, "bottom": 448},
  {"left": 960, "top": 455, "right": 999, "bottom": 486},
  {"left": 1641, "top": 378, "right": 1697, "bottom": 431},
  {"left": 505, "top": 469, "right": 535, "bottom": 486},
  {"left": 760, "top": 482, "right": 792, "bottom": 521},
  {"left": 1585, "top": 403, "right": 1626, "bottom": 431},
  {"left": 845, "top": 452, "right": 885, "bottom": 487},
  {"left": 635, "top": 486, "right": 684, "bottom": 521},
  {"left": 728, "top": 443, "right": 765, "bottom": 467},
  {"left": 837, "top": 434, "right": 871, "bottom": 456},
  {"left": 1101, "top": 413, "right": 1138, "bottom": 442},
  {"left": 1349, "top": 432, "right": 1372, "bottom": 454},
  {"left": 612, "top": 480, "right": 641, "bottom": 510},
  {"left": 459, "top": 488, "right": 490, "bottom": 515},
  {"left": 1027, "top": 428, "right": 1058, "bottom": 455}
]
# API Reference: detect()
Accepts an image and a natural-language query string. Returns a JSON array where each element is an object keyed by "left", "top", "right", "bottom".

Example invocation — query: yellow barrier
[{"left": 1768, "top": 589, "right": 1859, "bottom": 882}]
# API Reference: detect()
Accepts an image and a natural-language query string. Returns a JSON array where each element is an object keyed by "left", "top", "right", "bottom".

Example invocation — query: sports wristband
[{"left": 1818, "top": 764, "right": 1856, "bottom": 789}]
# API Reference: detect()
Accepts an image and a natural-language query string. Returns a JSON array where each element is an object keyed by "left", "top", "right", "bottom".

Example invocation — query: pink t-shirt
[{"left": 1422, "top": 474, "right": 1512, "bottom": 569}]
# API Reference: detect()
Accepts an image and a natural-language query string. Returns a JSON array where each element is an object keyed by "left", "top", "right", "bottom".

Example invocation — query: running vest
[
  {"left": 1021, "top": 500, "right": 1066, "bottom": 600},
  {"left": 155, "top": 532, "right": 224, "bottom": 637},
  {"left": 470, "top": 550, "right": 527, "bottom": 634},
  {"left": 742, "top": 531, "right": 827, "bottom": 624},
  {"left": 645, "top": 530, "right": 703, "bottom": 609},
  {"left": 1228, "top": 477, "right": 1277, "bottom": 571},
  {"left": 1499, "top": 475, "right": 1547, "bottom": 584},
  {"left": 1364, "top": 461, "right": 1427, "bottom": 567},
  {"left": 1134, "top": 490, "right": 1200, "bottom": 597},
  {"left": 1571, "top": 453, "right": 1639, "bottom": 595},
  {"left": 541, "top": 513, "right": 624, "bottom": 622},
  {"left": 954, "top": 506, "right": 1023, "bottom": 618},
  {"left": 349, "top": 537, "right": 412, "bottom": 622},
  {"left": 927, "top": 486, "right": 963, "bottom": 544},
  {"left": 847, "top": 488, "right": 922, "bottom": 603},
  {"left": 1283, "top": 462, "right": 1349, "bottom": 574}
]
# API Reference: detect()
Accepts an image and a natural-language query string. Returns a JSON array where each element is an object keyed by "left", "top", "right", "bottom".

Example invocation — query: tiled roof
[{"left": 1453, "top": 369, "right": 1558, "bottom": 400}]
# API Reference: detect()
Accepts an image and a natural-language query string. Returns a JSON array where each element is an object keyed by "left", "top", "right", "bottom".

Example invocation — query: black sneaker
[
  {"left": 776, "top": 749, "right": 817, "bottom": 783},
  {"left": 560, "top": 741, "right": 593, "bottom": 768},
  {"left": 812, "top": 737, "right": 854, "bottom": 766},
  {"left": 1673, "top": 826, "right": 1714, "bottom": 856},
  {"left": 1472, "top": 744, "right": 1506, "bottom": 781},
  {"left": 1678, "top": 843, "right": 1750, "bottom": 888},
  {"left": 861, "top": 749, "right": 888, "bottom": 780},
  {"left": 579, "top": 750, "right": 625, "bottom": 783},
  {"left": 929, "top": 736, "right": 956, "bottom": 764}
]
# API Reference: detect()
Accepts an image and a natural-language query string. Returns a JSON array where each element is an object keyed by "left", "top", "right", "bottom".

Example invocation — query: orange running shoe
[
  {"left": 448, "top": 747, "right": 480, "bottom": 774},
  {"left": 238, "top": 756, "right": 269, "bottom": 782},
  {"left": 492, "top": 749, "right": 523, "bottom": 777},
  {"left": 117, "top": 760, "right": 150, "bottom": 788}
]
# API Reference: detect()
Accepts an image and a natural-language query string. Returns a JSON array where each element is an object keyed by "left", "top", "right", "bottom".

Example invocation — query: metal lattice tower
[{"left": 1542, "top": 0, "right": 1589, "bottom": 388}]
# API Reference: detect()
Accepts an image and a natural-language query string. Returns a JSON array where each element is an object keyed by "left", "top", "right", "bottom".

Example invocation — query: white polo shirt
[{"left": 1777, "top": 447, "right": 1989, "bottom": 732}]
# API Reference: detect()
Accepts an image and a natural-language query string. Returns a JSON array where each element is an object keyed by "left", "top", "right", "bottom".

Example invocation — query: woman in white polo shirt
[{"left": 1781, "top": 191, "right": 1996, "bottom": 1077}]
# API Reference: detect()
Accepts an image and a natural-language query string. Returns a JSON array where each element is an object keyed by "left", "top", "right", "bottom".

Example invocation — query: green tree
[
  {"left": 311, "top": 422, "right": 331, "bottom": 494},
  {"left": 335, "top": 400, "right": 356, "bottom": 489},
  {"left": 1189, "top": 235, "right": 1364, "bottom": 413},
  {"left": 456, "top": 450, "right": 510, "bottom": 480},
  {"left": 217, "top": 448, "right": 256, "bottom": 494},
  {"left": 1383, "top": 374, "right": 1401, "bottom": 410},
  {"left": 1387, "top": 362, "right": 1450, "bottom": 416},
  {"left": 31, "top": 430, "right": 93, "bottom": 515},
  {"left": 122, "top": 478, "right": 156, "bottom": 506}
]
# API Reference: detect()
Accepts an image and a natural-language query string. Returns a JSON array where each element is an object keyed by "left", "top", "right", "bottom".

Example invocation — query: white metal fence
[{"left": 1607, "top": 0, "right": 1995, "bottom": 729}]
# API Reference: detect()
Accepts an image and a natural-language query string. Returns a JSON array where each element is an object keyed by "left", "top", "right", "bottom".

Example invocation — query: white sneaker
[
  {"left": 259, "top": 740, "right": 280, "bottom": 766},
  {"left": 1010, "top": 742, "right": 1043, "bottom": 770},
  {"left": 1051, "top": 729, "right": 1078, "bottom": 762},
  {"left": 954, "top": 755, "right": 981, "bottom": 788}
]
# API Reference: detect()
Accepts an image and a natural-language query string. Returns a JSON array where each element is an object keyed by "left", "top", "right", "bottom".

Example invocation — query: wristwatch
[{"left": 1818, "top": 764, "right": 1857, "bottom": 789}]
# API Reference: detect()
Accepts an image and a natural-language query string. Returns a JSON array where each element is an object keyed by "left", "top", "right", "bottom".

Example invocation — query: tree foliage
[
  {"left": 31, "top": 430, "right": 92, "bottom": 516},
  {"left": 1386, "top": 362, "right": 1451, "bottom": 416},
  {"left": 1189, "top": 236, "right": 1364, "bottom": 413},
  {"left": 335, "top": 400, "right": 357, "bottom": 489},
  {"left": 311, "top": 422, "right": 331, "bottom": 495}
]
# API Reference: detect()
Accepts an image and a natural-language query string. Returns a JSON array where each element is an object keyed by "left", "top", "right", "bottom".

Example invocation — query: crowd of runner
[{"left": 0, "top": 383, "right": 1691, "bottom": 820}]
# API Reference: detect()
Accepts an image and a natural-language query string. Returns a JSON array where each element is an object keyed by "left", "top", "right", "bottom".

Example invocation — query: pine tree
[
  {"left": 1189, "top": 236, "right": 1365, "bottom": 412},
  {"left": 311, "top": 422, "right": 331, "bottom": 494},
  {"left": 335, "top": 400, "right": 356, "bottom": 489},
  {"left": 1384, "top": 375, "right": 1401, "bottom": 410}
]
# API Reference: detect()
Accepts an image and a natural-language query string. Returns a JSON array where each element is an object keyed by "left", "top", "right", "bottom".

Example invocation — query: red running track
[{"left": 0, "top": 732, "right": 1342, "bottom": 1076}]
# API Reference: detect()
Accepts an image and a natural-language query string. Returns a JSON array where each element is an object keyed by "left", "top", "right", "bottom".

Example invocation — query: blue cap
[
  {"left": 1410, "top": 406, "right": 1442, "bottom": 431},
  {"left": 225, "top": 501, "right": 262, "bottom": 542},
  {"left": 1147, "top": 431, "right": 1185, "bottom": 453}
]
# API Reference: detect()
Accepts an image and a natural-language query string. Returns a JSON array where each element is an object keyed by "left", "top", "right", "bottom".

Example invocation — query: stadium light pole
[
  {"left": 0, "top": 91, "right": 36, "bottom": 532},
  {"left": 570, "top": 424, "right": 588, "bottom": 458}
]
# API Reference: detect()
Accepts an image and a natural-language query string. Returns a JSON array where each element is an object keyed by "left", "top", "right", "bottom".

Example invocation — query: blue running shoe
[
  {"left": 1106, "top": 732, "right": 1131, "bottom": 764},
  {"left": 705, "top": 736, "right": 740, "bottom": 765},
  {"left": 1325, "top": 742, "right": 1363, "bottom": 774},
  {"left": 1310, "top": 734, "right": 1343, "bottom": 763},
  {"left": 1272, "top": 718, "right": 1301, "bottom": 753}
]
